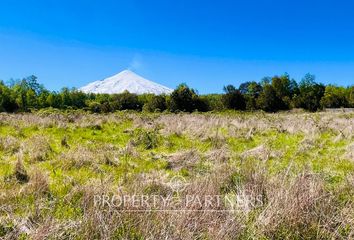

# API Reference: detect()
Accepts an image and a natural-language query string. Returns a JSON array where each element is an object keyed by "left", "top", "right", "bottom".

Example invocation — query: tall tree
[
  {"left": 347, "top": 86, "right": 354, "bottom": 107},
  {"left": 170, "top": 84, "right": 203, "bottom": 112},
  {"left": 295, "top": 74, "right": 325, "bottom": 111},
  {"left": 221, "top": 85, "right": 246, "bottom": 110},
  {"left": 320, "top": 85, "right": 348, "bottom": 108},
  {"left": 271, "top": 74, "right": 293, "bottom": 110},
  {"left": 0, "top": 81, "right": 17, "bottom": 112},
  {"left": 256, "top": 84, "right": 281, "bottom": 112}
]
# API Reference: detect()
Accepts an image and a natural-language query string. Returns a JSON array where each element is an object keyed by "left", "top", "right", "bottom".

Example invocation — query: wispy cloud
[{"left": 128, "top": 53, "right": 143, "bottom": 71}]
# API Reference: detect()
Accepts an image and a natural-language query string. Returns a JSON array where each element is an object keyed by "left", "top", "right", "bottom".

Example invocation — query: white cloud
[{"left": 128, "top": 53, "right": 143, "bottom": 71}]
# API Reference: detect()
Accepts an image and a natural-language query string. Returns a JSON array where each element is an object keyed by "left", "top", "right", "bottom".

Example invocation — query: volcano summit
[{"left": 80, "top": 70, "right": 173, "bottom": 95}]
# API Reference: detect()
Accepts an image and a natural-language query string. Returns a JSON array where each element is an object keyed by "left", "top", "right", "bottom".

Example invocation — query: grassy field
[{"left": 0, "top": 110, "right": 353, "bottom": 239}]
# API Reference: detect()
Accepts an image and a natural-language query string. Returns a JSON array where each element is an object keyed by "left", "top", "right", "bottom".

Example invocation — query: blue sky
[{"left": 0, "top": 0, "right": 353, "bottom": 93}]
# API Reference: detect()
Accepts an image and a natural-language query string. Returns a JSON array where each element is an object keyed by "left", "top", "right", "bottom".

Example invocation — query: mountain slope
[{"left": 80, "top": 70, "right": 173, "bottom": 95}]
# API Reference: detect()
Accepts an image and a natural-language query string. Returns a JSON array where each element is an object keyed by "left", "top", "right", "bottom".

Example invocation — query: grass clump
[
  {"left": 134, "top": 128, "right": 160, "bottom": 149},
  {"left": 24, "top": 134, "right": 52, "bottom": 162},
  {"left": 14, "top": 159, "right": 29, "bottom": 184},
  {"left": 0, "top": 111, "right": 353, "bottom": 239},
  {"left": 26, "top": 168, "right": 50, "bottom": 196},
  {"left": 0, "top": 136, "right": 20, "bottom": 154}
]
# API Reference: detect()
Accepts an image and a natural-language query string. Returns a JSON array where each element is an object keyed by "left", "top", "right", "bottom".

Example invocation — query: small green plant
[
  {"left": 0, "top": 223, "right": 14, "bottom": 237},
  {"left": 61, "top": 135, "right": 70, "bottom": 148},
  {"left": 135, "top": 129, "right": 160, "bottom": 149}
]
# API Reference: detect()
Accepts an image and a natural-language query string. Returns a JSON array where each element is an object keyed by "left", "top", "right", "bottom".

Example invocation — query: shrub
[
  {"left": 111, "top": 91, "right": 142, "bottom": 111},
  {"left": 222, "top": 85, "right": 246, "bottom": 110},
  {"left": 0, "top": 223, "right": 14, "bottom": 238},
  {"left": 294, "top": 74, "right": 325, "bottom": 111},
  {"left": 143, "top": 95, "right": 167, "bottom": 112},
  {"left": 135, "top": 129, "right": 160, "bottom": 149},
  {"left": 169, "top": 84, "right": 208, "bottom": 112},
  {"left": 86, "top": 101, "right": 102, "bottom": 113},
  {"left": 256, "top": 84, "right": 281, "bottom": 112},
  {"left": 61, "top": 135, "right": 70, "bottom": 148},
  {"left": 320, "top": 85, "right": 348, "bottom": 108},
  {"left": 201, "top": 94, "right": 224, "bottom": 111}
]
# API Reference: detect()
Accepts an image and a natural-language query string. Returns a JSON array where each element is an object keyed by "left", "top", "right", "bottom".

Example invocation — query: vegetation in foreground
[{"left": 0, "top": 111, "right": 353, "bottom": 239}]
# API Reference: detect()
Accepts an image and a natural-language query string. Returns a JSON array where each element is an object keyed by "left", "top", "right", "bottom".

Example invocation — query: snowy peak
[{"left": 80, "top": 70, "right": 173, "bottom": 95}]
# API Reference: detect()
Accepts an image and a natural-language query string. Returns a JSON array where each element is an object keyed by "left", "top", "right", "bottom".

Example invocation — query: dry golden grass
[{"left": 0, "top": 111, "right": 353, "bottom": 239}]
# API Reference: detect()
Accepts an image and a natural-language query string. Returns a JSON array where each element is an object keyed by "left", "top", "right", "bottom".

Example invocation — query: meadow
[{"left": 0, "top": 110, "right": 353, "bottom": 239}]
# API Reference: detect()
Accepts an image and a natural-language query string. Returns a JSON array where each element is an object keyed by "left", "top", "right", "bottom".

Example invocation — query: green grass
[{"left": 0, "top": 111, "right": 353, "bottom": 239}]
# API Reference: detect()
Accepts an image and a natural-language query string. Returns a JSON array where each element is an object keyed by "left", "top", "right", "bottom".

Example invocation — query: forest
[{"left": 0, "top": 73, "right": 353, "bottom": 113}]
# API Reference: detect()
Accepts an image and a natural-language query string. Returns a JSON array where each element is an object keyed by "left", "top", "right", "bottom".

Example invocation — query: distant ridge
[{"left": 80, "top": 70, "right": 173, "bottom": 95}]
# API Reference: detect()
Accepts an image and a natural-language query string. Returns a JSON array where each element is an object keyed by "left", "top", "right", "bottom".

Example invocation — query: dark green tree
[
  {"left": 143, "top": 95, "right": 167, "bottom": 112},
  {"left": 0, "top": 81, "right": 17, "bottom": 112},
  {"left": 270, "top": 74, "right": 293, "bottom": 110},
  {"left": 170, "top": 84, "right": 201, "bottom": 112},
  {"left": 70, "top": 89, "right": 88, "bottom": 109},
  {"left": 60, "top": 87, "right": 73, "bottom": 108},
  {"left": 46, "top": 92, "right": 62, "bottom": 108},
  {"left": 239, "top": 81, "right": 263, "bottom": 110},
  {"left": 12, "top": 80, "right": 30, "bottom": 111},
  {"left": 295, "top": 74, "right": 325, "bottom": 111},
  {"left": 221, "top": 85, "right": 246, "bottom": 110},
  {"left": 320, "top": 85, "right": 348, "bottom": 108},
  {"left": 192, "top": 95, "right": 209, "bottom": 112},
  {"left": 256, "top": 84, "right": 281, "bottom": 112},
  {"left": 111, "top": 91, "right": 142, "bottom": 111},
  {"left": 347, "top": 86, "right": 354, "bottom": 107}
]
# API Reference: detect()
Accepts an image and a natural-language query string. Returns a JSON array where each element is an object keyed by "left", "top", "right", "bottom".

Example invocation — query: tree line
[{"left": 0, "top": 74, "right": 353, "bottom": 113}]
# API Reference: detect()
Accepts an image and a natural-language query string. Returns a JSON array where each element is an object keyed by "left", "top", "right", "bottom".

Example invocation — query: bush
[
  {"left": 169, "top": 84, "right": 208, "bottom": 112},
  {"left": 222, "top": 85, "right": 246, "bottom": 110},
  {"left": 193, "top": 95, "right": 210, "bottom": 112},
  {"left": 111, "top": 91, "right": 142, "bottom": 111},
  {"left": 201, "top": 94, "right": 224, "bottom": 111},
  {"left": 135, "top": 129, "right": 160, "bottom": 149},
  {"left": 0, "top": 81, "right": 17, "bottom": 112},
  {"left": 257, "top": 84, "right": 281, "bottom": 112},
  {"left": 320, "top": 85, "right": 348, "bottom": 108},
  {"left": 143, "top": 95, "right": 167, "bottom": 112},
  {"left": 87, "top": 101, "right": 102, "bottom": 113}
]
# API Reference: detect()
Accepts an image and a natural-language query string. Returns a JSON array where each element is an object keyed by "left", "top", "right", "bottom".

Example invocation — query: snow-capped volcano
[{"left": 80, "top": 70, "right": 173, "bottom": 95}]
